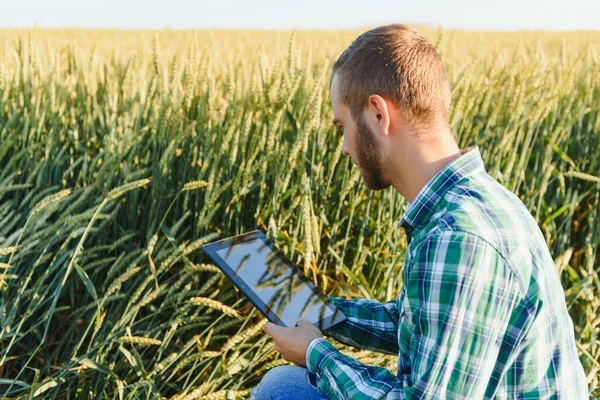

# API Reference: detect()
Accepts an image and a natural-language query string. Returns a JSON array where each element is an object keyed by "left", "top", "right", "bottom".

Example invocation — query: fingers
[
  {"left": 263, "top": 322, "right": 275, "bottom": 335},
  {"left": 265, "top": 320, "right": 311, "bottom": 338}
]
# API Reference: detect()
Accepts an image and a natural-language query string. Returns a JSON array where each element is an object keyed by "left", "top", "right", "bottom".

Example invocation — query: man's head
[{"left": 330, "top": 24, "right": 455, "bottom": 193}]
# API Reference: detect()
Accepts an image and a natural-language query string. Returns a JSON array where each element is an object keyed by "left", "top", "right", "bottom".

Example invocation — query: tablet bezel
[{"left": 201, "top": 229, "right": 346, "bottom": 330}]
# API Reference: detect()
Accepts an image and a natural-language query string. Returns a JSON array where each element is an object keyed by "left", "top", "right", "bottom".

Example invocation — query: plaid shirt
[{"left": 306, "top": 146, "right": 589, "bottom": 399}]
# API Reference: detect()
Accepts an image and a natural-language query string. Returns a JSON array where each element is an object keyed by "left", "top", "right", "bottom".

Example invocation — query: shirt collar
[{"left": 398, "top": 146, "right": 485, "bottom": 231}]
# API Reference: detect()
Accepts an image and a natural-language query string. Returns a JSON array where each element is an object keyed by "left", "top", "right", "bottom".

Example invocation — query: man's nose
[{"left": 342, "top": 144, "right": 349, "bottom": 156}]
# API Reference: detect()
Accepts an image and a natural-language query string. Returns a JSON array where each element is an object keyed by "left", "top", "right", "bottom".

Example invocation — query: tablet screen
[{"left": 216, "top": 238, "right": 335, "bottom": 327}]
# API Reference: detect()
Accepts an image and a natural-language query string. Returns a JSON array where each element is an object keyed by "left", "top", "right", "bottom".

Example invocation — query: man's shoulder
[
  {"left": 421, "top": 173, "right": 540, "bottom": 251},
  {"left": 409, "top": 174, "right": 555, "bottom": 308}
]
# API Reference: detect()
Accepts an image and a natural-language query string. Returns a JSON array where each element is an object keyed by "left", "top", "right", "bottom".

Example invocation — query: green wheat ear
[{"left": 182, "top": 180, "right": 209, "bottom": 191}]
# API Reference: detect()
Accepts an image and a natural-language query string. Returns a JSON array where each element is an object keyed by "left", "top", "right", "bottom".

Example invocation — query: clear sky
[{"left": 1, "top": 0, "right": 599, "bottom": 31}]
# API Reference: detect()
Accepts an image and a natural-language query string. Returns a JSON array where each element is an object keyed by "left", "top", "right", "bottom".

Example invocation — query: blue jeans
[{"left": 250, "top": 365, "right": 329, "bottom": 399}]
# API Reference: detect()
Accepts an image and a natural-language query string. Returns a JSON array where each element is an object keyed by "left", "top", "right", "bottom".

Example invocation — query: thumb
[
  {"left": 264, "top": 322, "right": 284, "bottom": 337},
  {"left": 296, "top": 319, "right": 313, "bottom": 327}
]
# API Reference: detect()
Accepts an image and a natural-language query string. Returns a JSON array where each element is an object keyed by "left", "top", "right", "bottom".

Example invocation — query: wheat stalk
[
  {"left": 182, "top": 180, "right": 209, "bottom": 191},
  {"left": 0, "top": 246, "right": 19, "bottom": 257},
  {"left": 564, "top": 171, "right": 600, "bottom": 183},
  {"left": 189, "top": 297, "right": 241, "bottom": 319},
  {"left": 119, "top": 336, "right": 162, "bottom": 346},
  {"left": 222, "top": 319, "right": 267, "bottom": 354}
]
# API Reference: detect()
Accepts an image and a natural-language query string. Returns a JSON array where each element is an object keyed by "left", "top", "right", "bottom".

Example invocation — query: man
[{"left": 251, "top": 24, "right": 589, "bottom": 399}]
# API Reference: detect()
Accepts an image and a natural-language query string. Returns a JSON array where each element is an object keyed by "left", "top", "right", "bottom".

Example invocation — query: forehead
[
  {"left": 330, "top": 74, "right": 347, "bottom": 121},
  {"left": 330, "top": 73, "right": 342, "bottom": 105}
]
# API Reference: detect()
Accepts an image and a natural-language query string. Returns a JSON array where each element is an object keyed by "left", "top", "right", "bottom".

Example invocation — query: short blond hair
[{"left": 332, "top": 24, "right": 451, "bottom": 128}]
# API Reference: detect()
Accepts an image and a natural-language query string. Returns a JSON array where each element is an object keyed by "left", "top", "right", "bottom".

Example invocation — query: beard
[{"left": 354, "top": 113, "right": 391, "bottom": 190}]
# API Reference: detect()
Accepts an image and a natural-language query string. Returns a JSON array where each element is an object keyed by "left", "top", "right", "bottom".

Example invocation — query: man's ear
[{"left": 367, "top": 94, "right": 391, "bottom": 135}]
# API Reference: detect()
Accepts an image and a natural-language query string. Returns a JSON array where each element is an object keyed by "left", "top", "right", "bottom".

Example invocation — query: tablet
[{"left": 201, "top": 229, "right": 346, "bottom": 330}]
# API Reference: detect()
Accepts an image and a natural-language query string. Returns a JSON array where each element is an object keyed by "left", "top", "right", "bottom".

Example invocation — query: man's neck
[{"left": 391, "top": 135, "right": 461, "bottom": 202}]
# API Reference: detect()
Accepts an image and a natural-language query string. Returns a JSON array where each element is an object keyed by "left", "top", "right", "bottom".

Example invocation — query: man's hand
[{"left": 263, "top": 319, "right": 322, "bottom": 367}]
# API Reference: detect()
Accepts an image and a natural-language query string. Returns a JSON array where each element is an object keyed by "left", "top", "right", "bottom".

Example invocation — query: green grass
[{"left": 0, "top": 28, "right": 599, "bottom": 399}]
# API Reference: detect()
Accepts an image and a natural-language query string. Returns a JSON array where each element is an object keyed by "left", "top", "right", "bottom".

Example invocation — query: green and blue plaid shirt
[{"left": 306, "top": 146, "right": 589, "bottom": 399}]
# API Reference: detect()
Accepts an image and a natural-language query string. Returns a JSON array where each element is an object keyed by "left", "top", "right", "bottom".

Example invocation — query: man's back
[
  {"left": 404, "top": 146, "right": 588, "bottom": 398},
  {"left": 321, "top": 146, "right": 589, "bottom": 399}
]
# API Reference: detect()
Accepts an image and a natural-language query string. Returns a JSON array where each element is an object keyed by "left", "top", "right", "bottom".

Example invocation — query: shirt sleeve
[
  {"left": 306, "top": 230, "right": 523, "bottom": 399},
  {"left": 306, "top": 337, "right": 408, "bottom": 399},
  {"left": 323, "top": 296, "right": 400, "bottom": 355}
]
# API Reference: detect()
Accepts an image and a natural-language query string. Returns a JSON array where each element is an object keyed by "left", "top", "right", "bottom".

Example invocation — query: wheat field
[{"left": 0, "top": 27, "right": 599, "bottom": 398}]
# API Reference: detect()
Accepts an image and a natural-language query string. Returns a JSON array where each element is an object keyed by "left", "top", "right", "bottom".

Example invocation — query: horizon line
[{"left": 1, "top": 24, "right": 599, "bottom": 34}]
